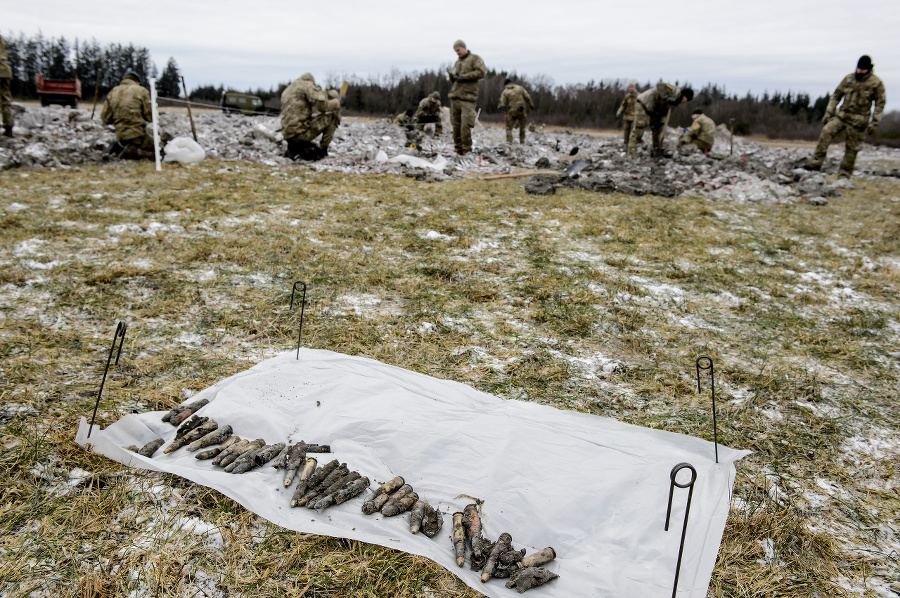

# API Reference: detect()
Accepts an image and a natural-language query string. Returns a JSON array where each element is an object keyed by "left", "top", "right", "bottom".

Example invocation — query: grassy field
[{"left": 1, "top": 160, "right": 899, "bottom": 597}]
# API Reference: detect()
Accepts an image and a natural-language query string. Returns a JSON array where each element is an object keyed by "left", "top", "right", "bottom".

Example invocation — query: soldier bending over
[
  {"left": 281, "top": 73, "right": 342, "bottom": 161},
  {"left": 677, "top": 109, "right": 715, "bottom": 153},
  {"left": 101, "top": 70, "right": 156, "bottom": 159}
]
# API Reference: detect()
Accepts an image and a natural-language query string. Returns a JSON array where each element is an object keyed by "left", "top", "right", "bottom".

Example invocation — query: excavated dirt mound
[{"left": 1, "top": 105, "right": 898, "bottom": 203}]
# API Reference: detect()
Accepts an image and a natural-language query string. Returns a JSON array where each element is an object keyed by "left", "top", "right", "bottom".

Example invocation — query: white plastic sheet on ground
[
  {"left": 163, "top": 137, "right": 207, "bottom": 164},
  {"left": 76, "top": 349, "right": 748, "bottom": 597},
  {"left": 387, "top": 153, "right": 448, "bottom": 171}
]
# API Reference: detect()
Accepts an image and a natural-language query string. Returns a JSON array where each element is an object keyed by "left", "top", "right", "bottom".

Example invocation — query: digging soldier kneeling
[
  {"left": 805, "top": 55, "right": 886, "bottom": 179},
  {"left": 101, "top": 70, "right": 158, "bottom": 160},
  {"left": 677, "top": 109, "right": 715, "bottom": 153},
  {"left": 281, "top": 73, "right": 342, "bottom": 161}
]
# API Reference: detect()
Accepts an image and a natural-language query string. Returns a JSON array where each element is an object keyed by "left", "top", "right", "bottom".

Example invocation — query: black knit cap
[
  {"left": 857, "top": 55, "right": 873, "bottom": 70},
  {"left": 681, "top": 88, "right": 694, "bottom": 102}
]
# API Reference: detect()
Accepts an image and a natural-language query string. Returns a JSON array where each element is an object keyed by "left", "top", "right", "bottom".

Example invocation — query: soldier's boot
[
  {"left": 3, "top": 126, "right": 12, "bottom": 138},
  {"left": 520, "top": 129, "right": 526, "bottom": 144}
]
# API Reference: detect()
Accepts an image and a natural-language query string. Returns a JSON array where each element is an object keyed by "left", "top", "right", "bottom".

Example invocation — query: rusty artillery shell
[
  {"left": 282, "top": 442, "right": 309, "bottom": 486},
  {"left": 463, "top": 504, "right": 482, "bottom": 539},
  {"left": 421, "top": 504, "right": 444, "bottom": 538},
  {"left": 288, "top": 458, "right": 318, "bottom": 502},
  {"left": 196, "top": 435, "right": 240, "bottom": 460},
  {"left": 379, "top": 484, "right": 412, "bottom": 513},
  {"left": 362, "top": 491, "right": 391, "bottom": 515},
  {"left": 187, "top": 425, "right": 233, "bottom": 452},
  {"left": 409, "top": 500, "right": 426, "bottom": 534},
  {"left": 307, "top": 444, "right": 330, "bottom": 453},
  {"left": 318, "top": 470, "right": 360, "bottom": 499},
  {"left": 311, "top": 494, "right": 337, "bottom": 510},
  {"left": 452, "top": 512, "right": 466, "bottom": 567},
  {"left": 226, "top": 448, "right": 259, "bottom": 473},
  {"left": 505, "top": 567, "right": 558, "bottom": 593},
  {"left": 520, "top": 547, "right": 556, "bottom": 569},
  {"left": 334, "top": 477, "right": 370, "bottom": 505},
  {"left": 137, "top": 438, "right": 164, "bottom": 457},
  {"left": 212, "top": 439, "right": 248, "bottom": 466},
  {"left": 231, "top": 442, "right": 286, "bottom": 474},
  {"left": 171, "top": 399, "right": 209, "bottom": 425},
  {"left": 482, "top": 533, "right": 513, "bottom": 582},
  {"left": 162, "top": 405, "right": 186, "bottom": 423},
  {"left": 305, "top": 459, "right": 340, "bottom": 489},
  {"left": 219, "top": 438, "right": 264, "bottom": 468},
  {"left": 382, "top": 492, "right": 418, "bottom": 517},
  {"left": 314, "top": 464, "right": 349, "bottom": 492},
  {"left": 165, "top": 420, "right": 218, "bottom": 454},
  {"left": 175, "top": 415, "right": 208, "bottom": 438},
  {"left": 310, "top": 472, "right": 361, "bottom": 510},
  {"left": 376, "top": 476, "right": 405, "bottom": 497}
]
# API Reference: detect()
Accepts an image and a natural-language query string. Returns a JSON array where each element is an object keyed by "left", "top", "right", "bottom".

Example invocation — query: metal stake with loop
[
  {"left": 695, "top": 355, "right": 719, "bottom": 463},
  {"left": 289, "top": 281, "right": 307, "bottom": 359},
  {"left": 664, "top": 462, "right": 697, "bottom": 598},
  {"left": 88, "top": 321, "right": 127, "bottom": 438}
]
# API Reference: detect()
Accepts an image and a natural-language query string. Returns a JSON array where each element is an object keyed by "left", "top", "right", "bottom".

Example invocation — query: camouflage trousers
[
  {"left": 627, "top": 106, "right": 664, "bottom": 157},
  {"left": 622, "top": 118, "right": 633, "bottom": 146},
  {"left": 0, "top": 77, "right": 12, "bottom": 128},
  {"left": 677, "top": 134, "right": 712, "bottom": 152},
  {"left": 505, "top": 109, "right": 527, "bottom": 143},
  {"left": 415, "top": 114, "right": 442, "bottom": 135},
  {"left": 450, "top": 99, "right": 476, "bottom": 154},
  {"left": 809, "top": 117, "right": 865, "bottom": 178},
  {"left": 114, "top": 134, "right": 156, "bottom": 160},
  {"left": 286, "top": 112, "right": 340, "bottom": 151}
]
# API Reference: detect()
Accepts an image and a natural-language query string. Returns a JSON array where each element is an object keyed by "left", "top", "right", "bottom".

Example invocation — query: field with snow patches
[{"left": 1, "top": 160, "right": 899, "bottom": 597}]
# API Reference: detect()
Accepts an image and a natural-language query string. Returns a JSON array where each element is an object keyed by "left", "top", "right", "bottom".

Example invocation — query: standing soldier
[
  {"left": 101, "top": 70, "right": 155, "bottom": 159},
  {"left": 615, "top": 82, "right": 638, "bottom": 146},
  {"left": 447, "top": 40, "right": 486, "bottom": 155},
  {"left": 627, "top": 82, "right": 693, "bottom": 158},
  {"left": 677, "top": 109, "right": 716, "bottom": 152},
  {"left": 498, "top": 78, "right": 535, "bottom": 144},
  {"left": 805, "top": 55, "right": 886, "bottom": 179},
  {"left": 280, "top": 72, "right": 342, "bottom": 161},
  {"left": 415, "top": 92, "right": 443, "bottom": 136},
  {"left": 1, "top": 34, "right": 15, "bottom": 137}
]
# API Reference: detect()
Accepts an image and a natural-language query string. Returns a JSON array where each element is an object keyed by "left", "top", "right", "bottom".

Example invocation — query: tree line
[{"left": 5, "top": 31, "right": 898, "bottom": 143}]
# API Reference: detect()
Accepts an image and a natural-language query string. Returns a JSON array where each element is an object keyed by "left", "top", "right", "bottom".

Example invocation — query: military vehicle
[
  {"left": 36, "top": 74, "right": 82, "bottom": 107},
  {"left": 221, "top": 91, "right": 266, "bottom": 115}
]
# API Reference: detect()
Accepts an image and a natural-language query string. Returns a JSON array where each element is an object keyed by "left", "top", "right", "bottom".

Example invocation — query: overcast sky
[{"left": 6, "top": 0, "right": 899, "bottom": 111}]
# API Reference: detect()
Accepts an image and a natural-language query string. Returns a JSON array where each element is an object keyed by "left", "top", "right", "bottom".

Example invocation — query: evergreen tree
[{"left": 158, "top": 57, "right": 181, "bottom": 98}]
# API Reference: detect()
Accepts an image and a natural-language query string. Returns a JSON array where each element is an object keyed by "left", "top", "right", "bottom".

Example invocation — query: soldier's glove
[{"left": 866, "top": 124, "right": 877, "bottom": 136}]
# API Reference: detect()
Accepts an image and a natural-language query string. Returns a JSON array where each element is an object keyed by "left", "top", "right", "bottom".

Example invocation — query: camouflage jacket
[
  {"left": 498, "top": 84, "right": 534, "bottom": 114},
  {"left": 687, "top": 114, "right": 716, "bottom": 146},
  {"left": 616, "top": 91, "right": 637, "bottom": 120},
  {"left": 827, "top": 71, "right": 886, "bottom": 128},
  {"left": 448, "top": 51, "right": 486, "bottom": 102},
  {"left": 0, "top": 35, "right": 12, "bottom": 79},
  {"left": 394, "top": 112, "right": 413, "bottom": 125},
  {"left": 280, "top": 77, "right": 341, "bottom": 139},
  {"left": 636, "top": 82, "right": 683, "bottom": 122},
  {"left": 100, "top": 79, "right": 151, "bottom": 142},
  {"left": 415, "top": 96, "right": 441, "bottom": 118}
]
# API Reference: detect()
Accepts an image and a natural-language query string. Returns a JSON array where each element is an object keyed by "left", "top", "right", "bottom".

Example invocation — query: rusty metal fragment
[
  {"left": 229, "top": 442, "right": 285, "bottom": 474},
  {"left": 362, "top": 491, "right": 391, "bottom": 515},
  {"left": 421, "top": 503, "right": 444, "bottom": 538},
  {"left": 382, "top": 492, "right": 418, "bottom": 516},
  {"left": 165, "top": 420, "right": 218, "bottom": 454},
  {"left": 211, "top": 438, "right": 249, "bottom": 466},
  {"left": 520, "top": 547, "right": 556, "bottom": 568},
  {"left": 137, "top": 438, "right": 164, "bottom": 457},
  {"left": 505, "top": 566, "right": 559, "bottom": 593},
  {"left": 218, "top": 438, "right": 264, "bottom": 468},
  {"left": 409, "top": 500, "right": 426, "bottom": 534},
  {"left": 282, "top": 441, "right": 309, "bottom": 486},
  {"left": 196, "top": 435, "right": 240, "bottom": 460},
  {"left": 187, "top": 425, "right": 233, "bottom": 452},
  {"left": 175, "top": 415, "right": 208, "bottom": 438},
  {"left": 334, "top": 476, "right": 370, "bottom": 505},
  {"left": 307, "top": 444, "right": 331, "bottom": 453},
  {"left": 482, "top": 533, "right": 512, "bottom": 582},
  {"left": 452, "top": 512, "right": 466, "bottom": 567},
  {"left": 164, "top": 399, "right": 209, "bottom": 424}
]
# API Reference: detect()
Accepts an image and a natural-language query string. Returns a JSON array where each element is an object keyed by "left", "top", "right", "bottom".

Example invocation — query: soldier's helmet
[
  {"left": 300, "top": 72, "right": 315, "bottom": 83},
  {"left": 431, "top": 91, "right": 441, "bottom": 100},
  {"left": 123, "top": 70, "right": 141, "bottom": 84}
]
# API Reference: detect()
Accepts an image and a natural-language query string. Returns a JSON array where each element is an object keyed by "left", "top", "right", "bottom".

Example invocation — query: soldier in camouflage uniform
[
  {"left": 677, "top": 109, "right": 716, "bottom": 152},
  {"left": 805, "top": 55, "right": 886, "bottom": 178},
  {"left": 415, "top": 91, "right": 443, "bottom": 135},
  {"left": 0, "top": 34, "right": 13, "bottom": 137},
  {"left": 616, "top": 82, "right": 638, "bottom": 146},
  {"left": 100, "top": 71, "right": 155, "bottom": 159},
  {"left": 628, "top": 82, "right": 693, "bottom": 158},
  {"left": 447, "top": 40, "right": 486, "bottom": 155},
  {"left": 394, "top": 109, "right": 414, "bottom": 127},
  {"left": 498, "top": 78, "right": 535, "bottom": 144},
  {"left": 280, "top": 72, "right": 342, "bottom": 161}
]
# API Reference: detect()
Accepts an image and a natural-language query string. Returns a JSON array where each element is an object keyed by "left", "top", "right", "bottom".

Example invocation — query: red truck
[{"left": 35, "top": 74, "right": 82, "bottom": 107}]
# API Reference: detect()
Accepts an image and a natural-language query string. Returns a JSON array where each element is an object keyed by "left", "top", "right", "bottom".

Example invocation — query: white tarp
[{"left": 76, "top": 349, "right": 747, "bottom": 597}]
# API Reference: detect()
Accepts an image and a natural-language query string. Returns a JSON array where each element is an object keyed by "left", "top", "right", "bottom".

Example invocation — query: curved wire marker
[
  {"left": 665, "top": 462, "right": 697, "bottom": 598},
  {"left": 88, "top": 321, "right": 127, "bottom": 438},
  {"left": 695, "top": 355, "right": 718, "bottom": 463},
  {"left": 290, "top": 281, "right": 307, "bottom": 359}
]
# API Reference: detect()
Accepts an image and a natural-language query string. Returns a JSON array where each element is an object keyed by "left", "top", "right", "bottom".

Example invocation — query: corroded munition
[
  {"left": 470, "top": 536, "right": 494, "bottom": 571},
  {"left": 334, "top": 477, "right": 370, "bottom": 505},
  {"left": 165, "top": 399, "right": 209, "bottom": 424},
  {"left": 175, "top": 415, "right": 208, "bottom": 438},
  {"left": 452, "top": 512, "right": 466, "bottom": 567},
  {"left": 421, "top": 504, "right": 444, "bottom": 538},
  {"left": 218, "top": 438, "right": 264, "bottom": 468},
  {"left": 305, "top": 459, "right": 340, "bottom": 489},
  {"left": 482, "top": 533, "right": 513, "bottom": 582},
  {"left": 165, "top": 420, "right": 217, "bottom": 453},
  {"left": 230, "top": 442, "right": 286, "bottom": 474},
  {"left": 319, "top": 470, "right": 360, "bottom": 499},
  {"left": 288, "top": 458, "right": 318, "bottom": 503},
  {"left": 307, "top": 444, "right": 331, "bottom": 453},
  {"left": 137, "top": 438, "right": 164, "bottom": 457},
  {"left": 463, "top": 504, "right": 481, "bottom": 538},
  {"left": 505, "top": 567, "right": 559, "bottom": 593},
  {"left": 382, "top": 492, "right": 418, "bottom": 517},
  {"left": 362, "top": 491, "right": 391, "bottom": 515},
  {"left": 314, "top": 464, "right": 349, "bottom": 492},
  {"left": 212, "top": 438, "right": 249, "bottom": 466},
  {"left": 520, "top": 547, "right": 556, "bottom": 568},
  {"left": 187, "top": 425, "right": 233, "bottom": 452},
  {"left": 376, "top": 476, "right": 405, "bottom": 497},
  {"left": 409, "top": 500, "right": 426, "bottom": 534},
  {"left": 282, "top": 441, "right": 309, "bottom": 486},
  {"left": 499, "top": 547, "right": 527, "bottom": 568},
  {"left": 196, "top": 435, "right": 240, "bottom": 460}
]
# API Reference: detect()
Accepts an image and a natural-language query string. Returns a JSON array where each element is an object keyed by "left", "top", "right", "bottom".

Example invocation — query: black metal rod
[
  {"left": 696, "top": 355, "right": 718, "bottom": 463},
  {"left": 665, "top": 462, "right": 697, "bottom": 598},
  {"left": 88, "top": 321, "right": 127, "bottom": 438},
  {"left": 290, "top": 281, "right": 307, "bottom": 360}
]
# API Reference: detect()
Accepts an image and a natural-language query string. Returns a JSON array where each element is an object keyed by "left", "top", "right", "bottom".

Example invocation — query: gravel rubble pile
[{"left": 2, "top": 104, "right": 899, "bottom": 204}]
